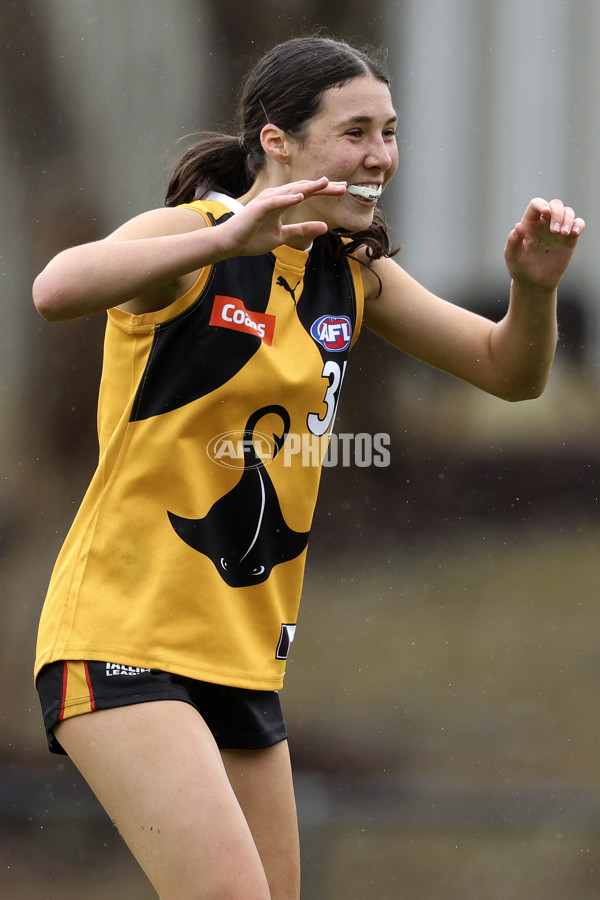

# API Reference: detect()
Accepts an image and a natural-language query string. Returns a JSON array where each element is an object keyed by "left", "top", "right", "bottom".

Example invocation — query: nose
[{"left": 364, "top": 136, "right": 395, "bottom": 171}]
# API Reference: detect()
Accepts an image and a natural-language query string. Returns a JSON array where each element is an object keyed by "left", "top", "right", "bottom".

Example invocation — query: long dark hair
[{"left": 166, "top": 35, "right": 396, "bottom": 260}]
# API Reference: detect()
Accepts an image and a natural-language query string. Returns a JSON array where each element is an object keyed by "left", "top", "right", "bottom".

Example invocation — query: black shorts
[{"left": 36, "top": 660, "right": 287, "bottom": 755}]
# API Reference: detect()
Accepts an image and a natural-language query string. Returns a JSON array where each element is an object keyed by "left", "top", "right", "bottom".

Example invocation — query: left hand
[{"left": 504, "top": 197, "right": 585, "bottom": 291}]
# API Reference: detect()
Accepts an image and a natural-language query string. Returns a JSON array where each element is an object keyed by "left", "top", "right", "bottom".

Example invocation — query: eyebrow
[{"left": 336, "top": 114, "right": 398, "bottom": 128}]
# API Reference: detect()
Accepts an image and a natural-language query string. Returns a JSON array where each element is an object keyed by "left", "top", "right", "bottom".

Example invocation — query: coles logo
[
  {"left": 210, "top": 295, "right": 276, "bottom": 346},
  {"left": 310, "top": 315, "right": 352, "bottom": 352}
]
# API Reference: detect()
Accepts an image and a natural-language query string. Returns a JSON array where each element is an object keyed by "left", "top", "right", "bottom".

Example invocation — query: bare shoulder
[
  {"left": 111, "top": 206, "right": 211, "bottom": 315},
  {"left": 360, "top": 253, "right": 447, "bottom": 343},
  {"left": 105, "top": 205, "right": 210, "bottom": 242}
]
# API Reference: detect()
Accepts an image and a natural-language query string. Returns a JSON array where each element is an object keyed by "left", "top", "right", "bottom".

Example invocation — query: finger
[
  {"left": 555, "top": 205, "right": 585, "bottom": 237},
  {"left": 281, "top": 220, "right": 329, "bottom": 245},
  {"left": 548, "top": 200, "right": 586, "bottom": 237},
  {"left": 504, "top": 223, "right": 525, "bottom": 262},
  {"left": 253, "top": 180, "right": 346, "bottom": 211},
  {"left": 289, "top": 178, "right": 347, "bottom": 197},
  {"left": 548, "top": 198, "right": 569, "bottom": 233},
  {"left": 507, "top": 218, "right": 528, "bottom": 243},
  {"left": 273, "top": 177, "right": 330, "bottom": 190},
  {"left": 524, "top": 197, "right": 552, "bottom": 223},
  {"left": 291, "top": 177, "right": 330, "bottom": 189},
  {"left": 263, "top": 178, "right": 330, "bottom": 195},
  {"left": 313, "top": 182, "right": 348, "bottom": 196},
  {"left": 250, "top": 181, "right": 325, "bottom": 207},
  {"left": 250, "top": 191, "right": 307, "bottom": 214},
  {"left": 559, "top": 206, "right": 576, "bottom": 234},
  {"left": 525, "top": 197, "right": 584, "bottom": 237}
]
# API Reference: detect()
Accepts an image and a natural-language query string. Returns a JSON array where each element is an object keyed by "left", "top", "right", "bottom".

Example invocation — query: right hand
[{"left": 214, "top": 177, "right": 347, "bottom": 257}]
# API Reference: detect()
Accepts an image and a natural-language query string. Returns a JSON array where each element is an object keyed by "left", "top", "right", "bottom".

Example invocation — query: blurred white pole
[{"left": 390, "top": 0, "right": 595, "bottom": 308}]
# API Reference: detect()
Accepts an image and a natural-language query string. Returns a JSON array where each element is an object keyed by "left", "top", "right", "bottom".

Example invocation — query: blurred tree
[
  {"left": 0, "top": 2, "right": 109, "bottom": 758},
  {"left": 204, "top": 0, "right": 392, "bottom": 116},
  {"left": 0, "top": 2, "right": 108, "bottom": 474}
]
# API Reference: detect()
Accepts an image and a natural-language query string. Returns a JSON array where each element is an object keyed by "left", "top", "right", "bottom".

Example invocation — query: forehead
[{"left": 314, "top": 74, "right": 396, "bottom": 125}]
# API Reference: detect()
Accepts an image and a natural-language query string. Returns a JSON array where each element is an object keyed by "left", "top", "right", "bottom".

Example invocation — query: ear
[{"left": 260, "top": 124, "right": 294, "bottom": 164}]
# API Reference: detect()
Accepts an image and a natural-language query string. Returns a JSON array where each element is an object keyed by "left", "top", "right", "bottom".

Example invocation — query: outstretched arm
[
  {"left": 33, "top": 177, "right": 346, "bottom": 322},
  {"left": 364, "top": 198, "right": 585, "bottom": 401}
]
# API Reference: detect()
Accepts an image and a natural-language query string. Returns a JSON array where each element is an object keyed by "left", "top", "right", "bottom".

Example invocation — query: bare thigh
[
  {"left": 55, "top": 700, "right": 271, "bottom": 900},
  {"left": 222, "top": 742, "right": 300, "bottom": 900}
]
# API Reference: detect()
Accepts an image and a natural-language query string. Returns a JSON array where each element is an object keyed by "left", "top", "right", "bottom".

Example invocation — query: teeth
[{"left": 347, "top": 184, "right": 382, "bottom": 201}]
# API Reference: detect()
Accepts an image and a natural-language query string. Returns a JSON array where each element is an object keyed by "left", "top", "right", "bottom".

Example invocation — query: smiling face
[{"left": 282, "top": 74, "right": 399, "bottom": 231}]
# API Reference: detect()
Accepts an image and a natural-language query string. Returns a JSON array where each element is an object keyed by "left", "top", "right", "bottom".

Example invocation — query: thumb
[{"left": 281, "top": 220, "right": 329, "bottom": 248}]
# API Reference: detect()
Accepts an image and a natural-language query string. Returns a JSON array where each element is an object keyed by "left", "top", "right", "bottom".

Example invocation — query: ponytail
[{"left": 165, "top": 132, "right": 252, "bottom": 207}]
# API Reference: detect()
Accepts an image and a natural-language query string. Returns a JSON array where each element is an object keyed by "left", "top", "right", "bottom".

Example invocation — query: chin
[
  {"left": 333, "top": 213, "right": 376, "bottom": 234},
  {"left": 329, "top": 208, "right": 376, "bottom": 233},
  {"left": 317, "top": 194, "right": 377, "bottom": 234}
]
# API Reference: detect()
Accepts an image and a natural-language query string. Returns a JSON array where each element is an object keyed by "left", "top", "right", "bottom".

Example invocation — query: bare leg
[
  {"left": 55, "top": 700, "right": 271, "bottom": 900},
  {"left": 222, "top": 742, "right": 300, "bottom": 900}
]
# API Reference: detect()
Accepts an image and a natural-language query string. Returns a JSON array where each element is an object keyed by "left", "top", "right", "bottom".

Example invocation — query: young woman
[{"left": 33, "top": 35, "right": 584, "bottom": 900}]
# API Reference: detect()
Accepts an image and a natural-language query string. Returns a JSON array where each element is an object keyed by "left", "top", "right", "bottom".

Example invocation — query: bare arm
[
  {"left": 33, "top": 178, "right": 347, "bottom": 322},
  {"left": 364, "top": 198, "right": 584, "bottom": 401},
  {"left": 33, "top": 207, "right": 218, "bottom": 321}
]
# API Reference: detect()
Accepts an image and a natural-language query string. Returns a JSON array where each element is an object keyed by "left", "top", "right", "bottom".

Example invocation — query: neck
[{"left": 237, "top": 173, "right": 276, "bottom": 207}]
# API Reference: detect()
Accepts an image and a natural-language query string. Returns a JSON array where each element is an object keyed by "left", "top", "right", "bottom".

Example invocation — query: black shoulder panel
[
  {"left": 130, "top": 253, "right": 276, "bottom": 421},
  {"left": 295, "top": 239, "right": 358, "bottom": 366}
]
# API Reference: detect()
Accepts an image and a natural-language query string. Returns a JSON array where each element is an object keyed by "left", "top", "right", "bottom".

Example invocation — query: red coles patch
[{"left": 210, "top": 295, "right": 276, "bottom": 346}]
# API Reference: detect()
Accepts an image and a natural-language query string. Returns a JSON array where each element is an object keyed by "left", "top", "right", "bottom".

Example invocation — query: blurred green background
[{"left": 2, "top": 1, "right": 600, "bottom": 897}]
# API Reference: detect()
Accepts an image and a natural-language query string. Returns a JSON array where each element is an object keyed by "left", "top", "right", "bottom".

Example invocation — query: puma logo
[{"left": 276, "top": 276, "right": 301, "bottom": 306}]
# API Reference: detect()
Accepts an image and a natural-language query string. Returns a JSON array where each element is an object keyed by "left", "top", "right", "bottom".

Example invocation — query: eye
[{"left": 345, "top": 129, "right": 363, "bottom": 138}]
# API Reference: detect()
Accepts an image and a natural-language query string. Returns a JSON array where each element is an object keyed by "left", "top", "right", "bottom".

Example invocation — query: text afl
[{"left": 310, "top": 315, "right": 353, "bottom": 351}]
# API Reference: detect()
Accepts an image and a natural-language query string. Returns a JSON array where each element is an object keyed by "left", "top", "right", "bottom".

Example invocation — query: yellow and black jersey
[{"left": 35, "top": 197, "right": 365, "bottom": 690}]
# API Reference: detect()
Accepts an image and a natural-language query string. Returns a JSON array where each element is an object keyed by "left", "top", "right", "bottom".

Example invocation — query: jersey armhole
[
  {"left": 107, "top": 200, "right": 233, "bottom": 331},
  {"left": 347, "top": 255, "right": 365, "bottom": 348}
]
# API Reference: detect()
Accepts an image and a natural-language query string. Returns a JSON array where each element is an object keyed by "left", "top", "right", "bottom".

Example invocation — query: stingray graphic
[{"left": 168, "top": 405, "right": 309, "bottom": 588}]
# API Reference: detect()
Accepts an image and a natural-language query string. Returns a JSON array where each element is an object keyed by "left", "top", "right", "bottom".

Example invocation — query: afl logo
[
  {"left": 310, "top": 315, "right": 352, "bottom": 351},
  {"left": 207, "top": 430, "right": 279, "bottom": 469}
]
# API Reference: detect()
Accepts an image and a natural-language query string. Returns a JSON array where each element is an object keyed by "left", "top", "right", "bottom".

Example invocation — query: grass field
[
  {"left": 286, "top": 522, "right": 600, "bottom": 897},
  {"left": 289, "top": 524, "right": 600, "bottom": 786}
]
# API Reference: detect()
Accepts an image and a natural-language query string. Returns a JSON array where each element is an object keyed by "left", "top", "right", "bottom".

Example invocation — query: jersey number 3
[{"left": 307, "top": 360, "right": 347, "bottom": 437}]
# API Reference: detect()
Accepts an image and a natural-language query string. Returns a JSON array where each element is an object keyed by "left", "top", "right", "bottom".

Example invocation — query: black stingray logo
[{"left": 168, "top": 405, "right": 309, "bottom": 588}]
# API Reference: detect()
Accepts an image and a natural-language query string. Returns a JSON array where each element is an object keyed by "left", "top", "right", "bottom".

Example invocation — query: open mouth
[{"left": 347, "top": 184, "right": 383, "bottom": 202}]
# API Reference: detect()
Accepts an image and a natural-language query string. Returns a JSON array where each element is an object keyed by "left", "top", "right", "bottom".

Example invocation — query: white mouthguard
[{"left": 347, "top": 184, "right": 382, "bottom": 202}]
